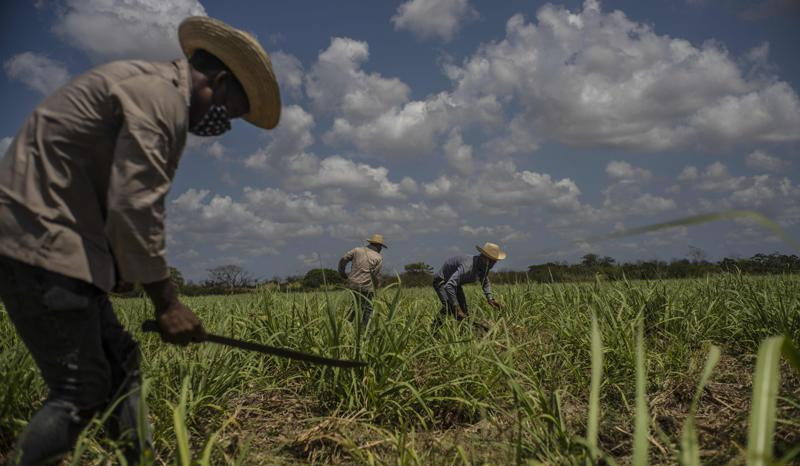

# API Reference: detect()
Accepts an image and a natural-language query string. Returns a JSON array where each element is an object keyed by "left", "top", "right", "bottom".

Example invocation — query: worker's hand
[
  {"left": 340, "top": 272, "right": 348, "bottom": 280},
  {"left": 156, "top": 301, "right": 205, "bottom": 346},
  {"left": 488, "top": 299, "right": 502, "bottom": 310},
  {"left": 112, "top": 280, "right": 134, "bottom": 294},
  {"left": 454, "top": 305, "right": 467, "bottom": 320},
  {"left": 143, "top": 277, "right": 205, "bottom": 345}
]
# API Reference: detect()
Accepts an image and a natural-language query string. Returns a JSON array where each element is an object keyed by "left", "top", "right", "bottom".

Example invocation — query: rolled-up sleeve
[
  {"left": 104, "top": 77, "right": 186, "bottom": 284},
  {"left": 339, "top": 249, "right": 355, "bottom": 276},
  {"left": 444, "top": 264, "right": 466, "bottom": 308}
]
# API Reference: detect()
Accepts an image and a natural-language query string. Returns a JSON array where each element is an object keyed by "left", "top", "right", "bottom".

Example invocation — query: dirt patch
[{"left": 594, "top": 353, "right": 800, "bottom": 465}]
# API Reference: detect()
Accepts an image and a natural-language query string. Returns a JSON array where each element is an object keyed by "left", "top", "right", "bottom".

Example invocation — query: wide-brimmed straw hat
[
  {"left": 179, "top": 16, "right": 281, "bottom": 129},
  {"left": 476, "top": 242, "right": 506, "bottom": 261},
  {"left": 366, "top": 234, "right": 388, "bottom": 248}
]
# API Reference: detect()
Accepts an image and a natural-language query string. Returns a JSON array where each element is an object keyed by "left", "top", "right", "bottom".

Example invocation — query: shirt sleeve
[
  {"left": 104, "top": 76, "right": 186, "bottom": 284},
  {"left": 372, "top": 255, "right": 383, "bottom": 287},
  {"left": 444, "top": 264, "right": 466, "bottom": 308},
  {"left": 482, "top": 272, "right": 493, "bottom": 301},
  {"left": 338, "top": 248, "right": 356, "bottom": 276}
]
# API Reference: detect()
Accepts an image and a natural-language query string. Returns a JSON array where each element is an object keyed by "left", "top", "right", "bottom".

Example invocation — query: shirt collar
[{"left": 472, "top": 255, "right": 487, "bottom": 276}]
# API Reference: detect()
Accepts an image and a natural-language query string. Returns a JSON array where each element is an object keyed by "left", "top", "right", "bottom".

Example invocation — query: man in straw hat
[
  {"left": 432, "top": 242, "right": 506, "bottom": 327},
  {"left": 0, "top": 16, "right": 280, "bottom": 464},
  {"left": 339, "top": 234, "right": 386, "bottom": 329}
]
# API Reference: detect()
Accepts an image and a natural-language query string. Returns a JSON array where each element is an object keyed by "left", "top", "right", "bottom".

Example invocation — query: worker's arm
[
  {"left": 443, "top": 265, "right": 466, "bottom": 311},
  {"left": 339, "top": 249, "right": 355, "bottom": 279},
  {"left": 482, "top": 272, "right": 501, "bottom": 309},
  {"left": 371, "top": 256, "right": 383, "bottom": 289},
  {"left": 142, "top": 278, "right": 205, "bottom": 345},
  {"left": 104, "top": 76, "right": 203, "bottom": 344}
]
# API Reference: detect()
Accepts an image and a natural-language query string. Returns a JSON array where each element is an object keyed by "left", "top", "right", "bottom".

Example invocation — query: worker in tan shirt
[
  {"left": 0, "top": 17, "right": 280, "bottom": 465},
  {"left": 338, "top": 234, "right": 386, "bottom": 329}
]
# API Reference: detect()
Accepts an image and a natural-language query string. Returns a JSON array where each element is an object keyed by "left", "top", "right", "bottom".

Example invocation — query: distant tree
[
  {"left": 527, "top": 262, "right": 568, "bottom": 283},
  {"left": 719, "top": 257, "right": 739, "bottom": 272},
  {"left": 284, "top": 275, "right": 303, "bottom": 284},
  {"left": 581, "top": 253, "right": 599, "bottom": 268},
  {"left": 207, "top": 264, "right": 254, "bottom": 289},
  {"left": 303, "top": 268, "right": 344, "bottom": 289},
  {"left": 401, "top": 262, "right": 434, "bottom": 287},
  {"left": 688, "top": 245, "right": 707, "bottom": 264},
  {"left": 598, "top": 256, "right": 616, "bottom": 267},
  {"left": 169, "top": 266, "right": 185, "bottom": 290},
  {"left": 404, "top": 262, "right": 434, "bottom": 275}
]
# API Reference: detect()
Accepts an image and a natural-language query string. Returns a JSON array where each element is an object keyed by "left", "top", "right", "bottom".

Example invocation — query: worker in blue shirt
[{"left": 432, "top": 242, "right": 506, "bottom": 326}]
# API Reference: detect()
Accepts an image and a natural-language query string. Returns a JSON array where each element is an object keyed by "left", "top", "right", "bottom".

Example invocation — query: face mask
[{"left": 189, "top": 104, "right": 231, "bottom": 137}]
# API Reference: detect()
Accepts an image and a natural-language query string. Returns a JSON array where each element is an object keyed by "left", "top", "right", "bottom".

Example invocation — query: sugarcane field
[
  {"left": 2, "top": 273, "right": 799, "bottom": 464},
  {"left": 1, "top": 0, "right": 799, "bottom": 465}
]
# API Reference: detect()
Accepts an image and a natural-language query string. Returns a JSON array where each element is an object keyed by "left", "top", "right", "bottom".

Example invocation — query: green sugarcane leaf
[
  {"left": 585, "top": 210, "right": 800, "bottom": 253},
  {"left": 174, "top": 376, "right": 192, "bottom": 466},
  {"left": 745, "top": 336, "right": 800, "bottom": 466},
  {"left": 529, "top": 210, "right": 800, "bottom": 259},
  {"left": 633, "top": 319, "right": 649, "bottom": 466},
  {"left": 587, "top": 310, "right": 603, "bottom": 463},
  {"left": 679, "top": 345, "right": 720, "bottom": 466},
  {"left": 199, "top": 411, "right": 238, "bottom": 466}
]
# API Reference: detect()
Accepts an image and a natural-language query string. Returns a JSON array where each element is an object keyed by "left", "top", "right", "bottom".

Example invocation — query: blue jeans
[
  {"left": 0, "top": 256, "right": 151, "bottom": 465},
  {"left": 432, "top": 278, "right": 468, "bottom": 317}
]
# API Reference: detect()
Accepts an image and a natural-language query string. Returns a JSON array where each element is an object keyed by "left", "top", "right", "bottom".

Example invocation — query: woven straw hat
[
  {"left": 366, "top": 234, "right": 387, "bottom": 248},
  {"left": 476, "top": 242, "right": 506, "bottom": 261},
  {"left": 179, "top": 16, "right": 281, "bottom": 129}
]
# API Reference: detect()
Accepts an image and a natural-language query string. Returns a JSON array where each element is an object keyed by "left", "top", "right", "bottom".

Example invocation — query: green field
[{"left": 1, "top": 273, "right": 799, "bottom": 465}]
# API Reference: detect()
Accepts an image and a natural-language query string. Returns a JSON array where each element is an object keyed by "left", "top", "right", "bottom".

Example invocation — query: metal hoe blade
[{"left": 141, "top": 320, "right": 366, "bottom": 368}]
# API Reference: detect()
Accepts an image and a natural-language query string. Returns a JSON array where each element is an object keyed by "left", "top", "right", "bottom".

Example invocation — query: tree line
[{"left": 124, "top": 251, "right": 800, "bottom": 297}]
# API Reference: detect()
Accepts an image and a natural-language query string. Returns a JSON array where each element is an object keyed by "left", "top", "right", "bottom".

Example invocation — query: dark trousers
[
  {"left": 432, "top": 278, "right": 468, "bottom": 327},
  {"left": 0, "top": 256, "right": 150, "bottom": 465},
  {"left": 347, "top": 288, "right": 374, "bottom": 331}
]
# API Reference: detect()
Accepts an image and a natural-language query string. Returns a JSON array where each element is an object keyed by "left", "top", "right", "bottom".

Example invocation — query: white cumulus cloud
[
  {"left": 605, "top": 161, "right": 652, "bottom": 182},
  {"left": 459, "top": 224, "right": 528, "bottom": 242},
  {"left": 391, "top": 0, "right": 478, "bottom": 42},
  {"left": 245, "top": 105, "right": 316, "bottom": 171},
  {"left": 425, "top": 159, "right": 584, "bottom": 215},
  {"left": 242, "top": 187, "right": 348, "bottom": 223},
  {"left": 678, "top": 162, "right": 747, "bottom": 191},
  {"left": 305, "top": 37, "right": 459, "bottom": 159},
  {"left": 270, "top": 51, "right": 304, "bottom": 98},
  {"left": 0, "top": 137, "right": 12, "bottom": 155},
  {"left": 52, "top": 0, "right": 207, "bottom": 62},
  {"left": 4, "top": 52, "right": 70, "bottom": 95},
  {"left": 287, "top": 156, "right": 415, "bottom": 200},
  {"left": 745, "top": 150, "right": 788, "bottom": 172},
  {"left": 323, "top": 99, "right": 445, "bottom": 159},
  {"left": 168, "top": 188, "right": 323, "bottom": 255},
  {"left": 306, "top": 38, "right": 409, "bottom": 121},
  {"left": 443, "top": 129, "right": 474, "bottom": 175},
  {"left": 205, "top": 141, "right": 226, "bottom": 160},
  {"left": 443, "top": 0, "right": 800, "bottom": 151}
]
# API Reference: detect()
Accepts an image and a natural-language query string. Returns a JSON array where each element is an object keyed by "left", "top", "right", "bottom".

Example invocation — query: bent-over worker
[
  {"left": 432, "top": 242, "right": 506, "bottom": 327},
  {"left": 0, "top": 16, "right": 281, "bottom": 465}
]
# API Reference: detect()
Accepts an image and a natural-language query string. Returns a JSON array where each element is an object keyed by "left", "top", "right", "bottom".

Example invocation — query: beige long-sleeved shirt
[
  {"left": 0, "top": 59, "right": 191, "bottom": 291},
  {"left": 339, "top": 246, "right": 383, "bottom": 292}
]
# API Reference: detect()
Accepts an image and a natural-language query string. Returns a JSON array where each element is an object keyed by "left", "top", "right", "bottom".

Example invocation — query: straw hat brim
[
  {"left": 179, "top": 16, "right": 281, "bottom": 129},
  {"left": 367, "top": 239, "right": 388, "bottom": 248},
  {"left": 476, "top": 245, "right": 506, "bottom": 261}
]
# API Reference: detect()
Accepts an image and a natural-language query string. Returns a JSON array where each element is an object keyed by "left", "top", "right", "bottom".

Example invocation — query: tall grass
[{"left": 1, "top": 272, "right": 798, "bottom": 464}]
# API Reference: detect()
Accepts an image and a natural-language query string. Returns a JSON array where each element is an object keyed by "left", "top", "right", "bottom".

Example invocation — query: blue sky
[{"left": 1, "top": 0, "right": 799, "bottom": 281}]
